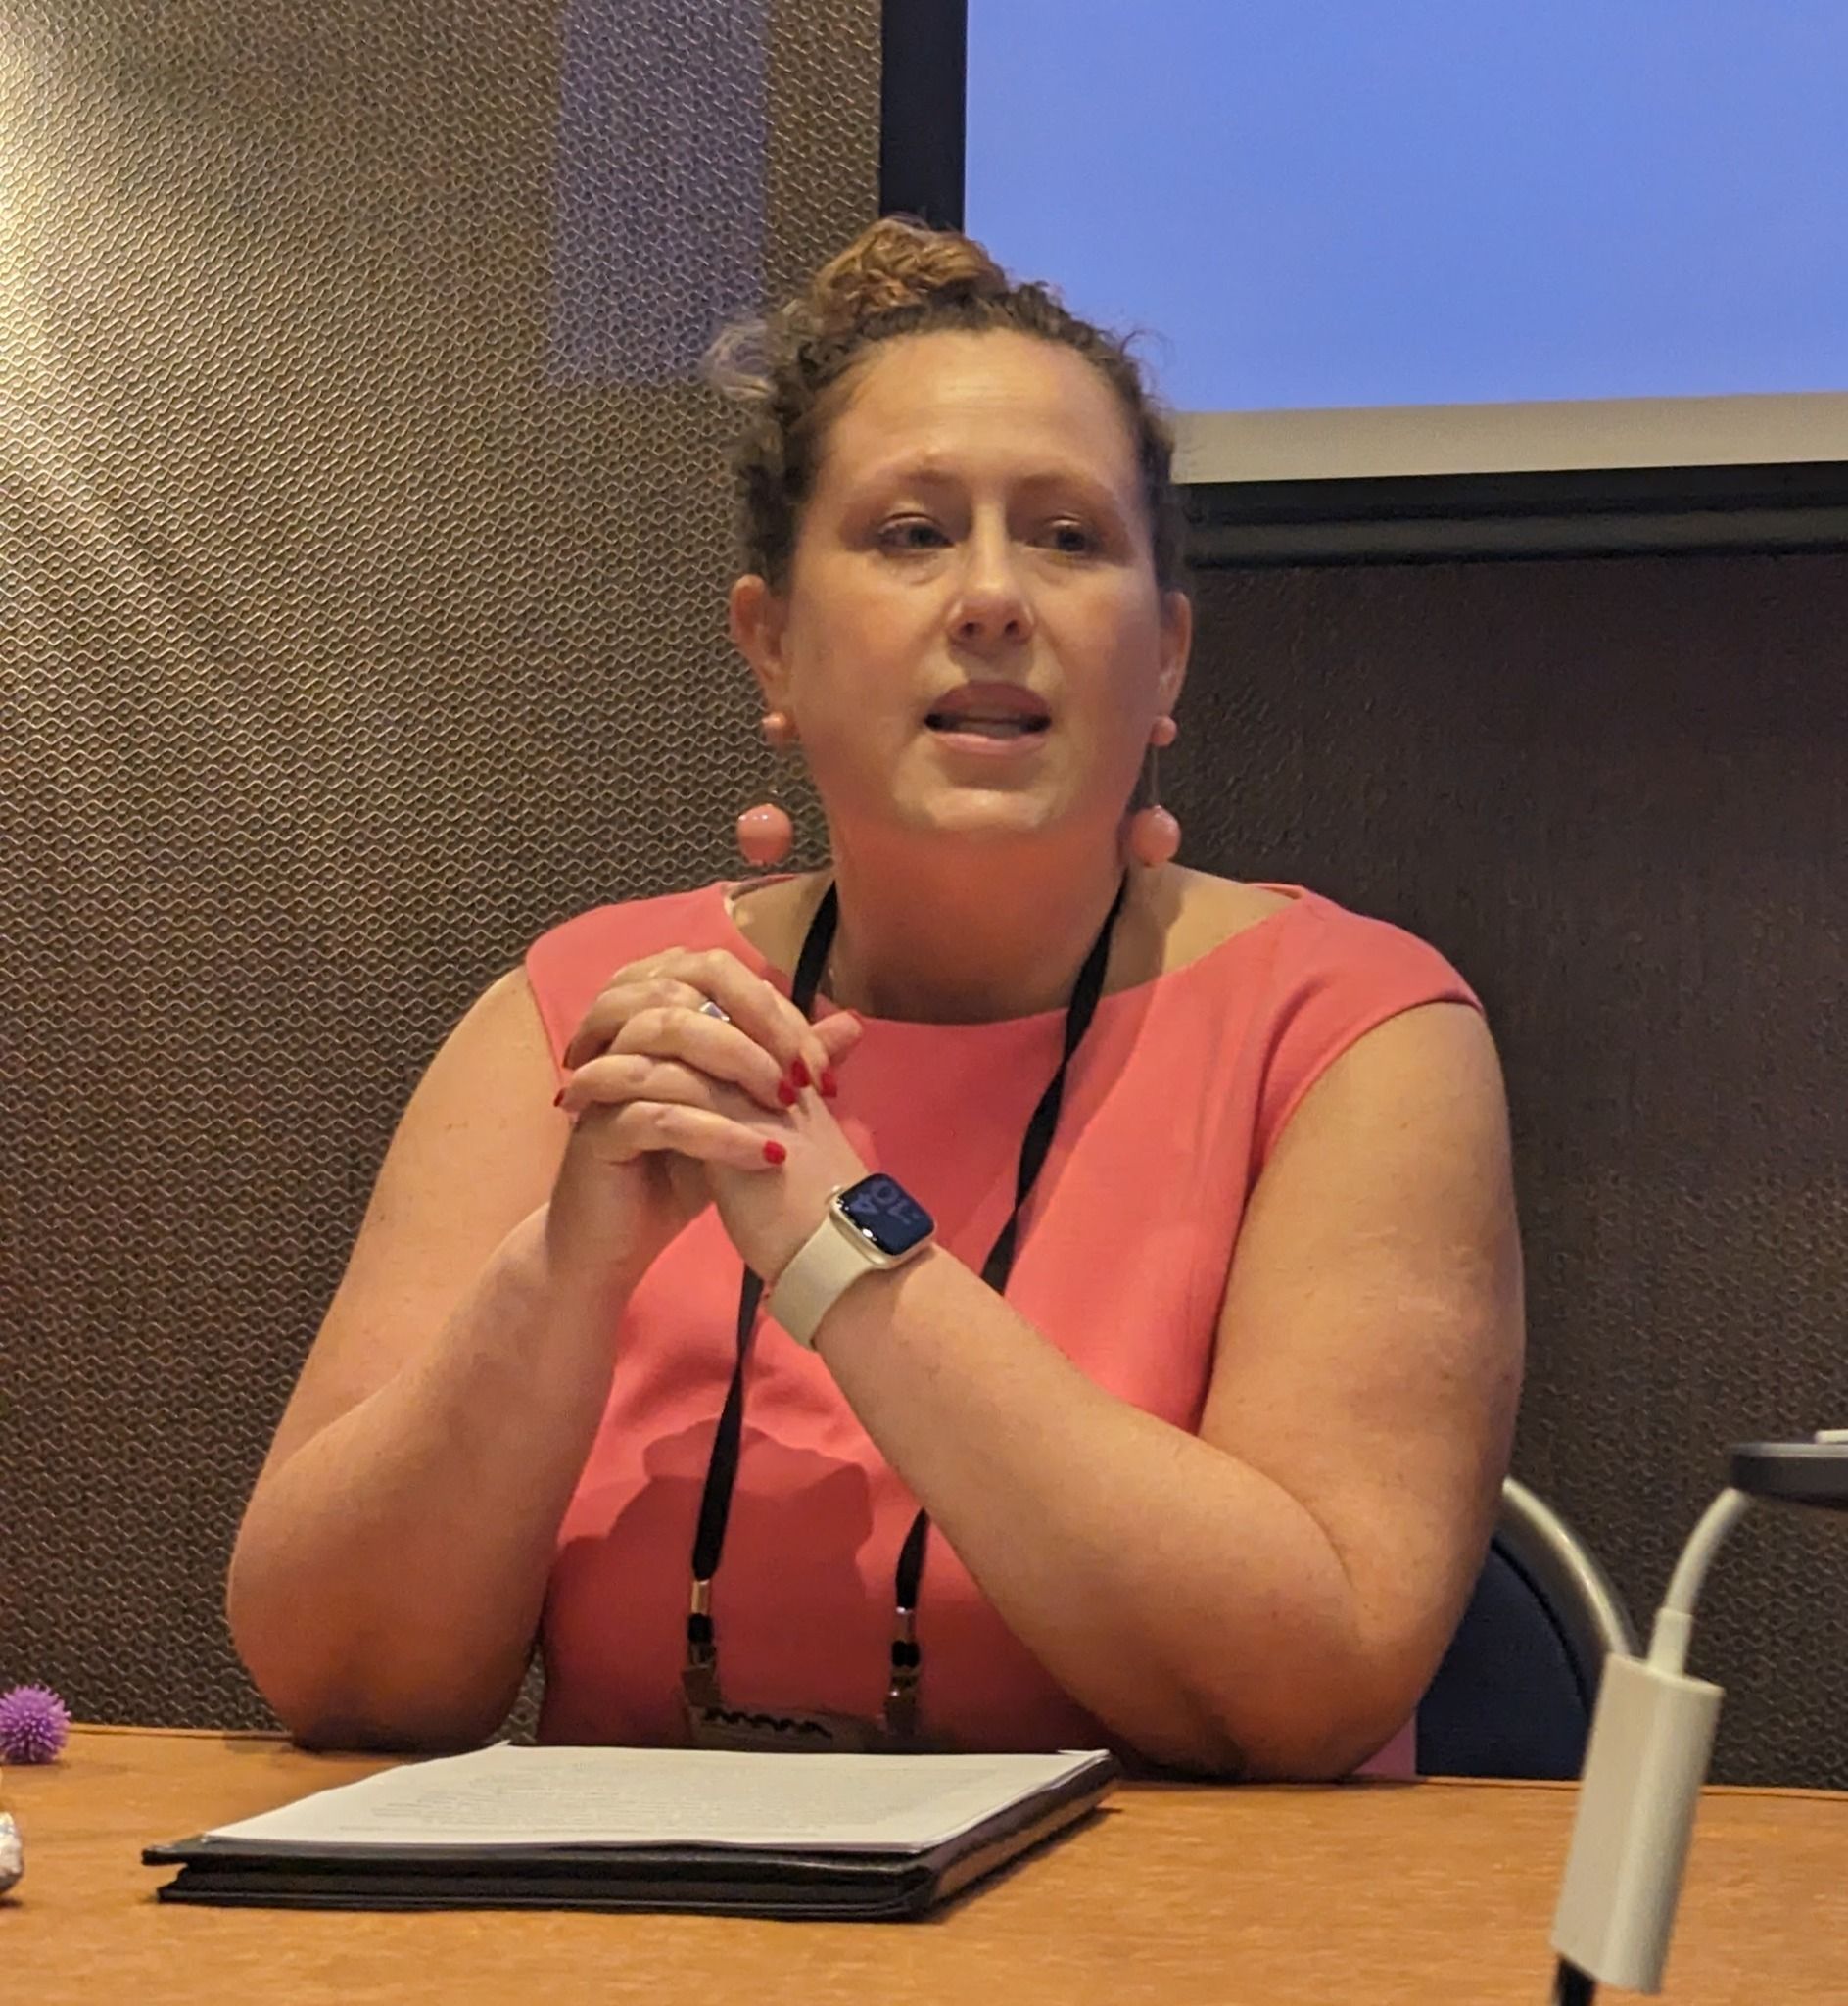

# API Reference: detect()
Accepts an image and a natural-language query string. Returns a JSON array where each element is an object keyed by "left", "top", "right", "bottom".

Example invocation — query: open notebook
[{"left": 144, "top": 1743, "right": 1119, "bottom": 1919}]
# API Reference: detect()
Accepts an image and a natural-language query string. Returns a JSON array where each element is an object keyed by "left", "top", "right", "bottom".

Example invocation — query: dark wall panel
[{"left": 1173, "top": 552, "right": 1848, "bottom": 1785}]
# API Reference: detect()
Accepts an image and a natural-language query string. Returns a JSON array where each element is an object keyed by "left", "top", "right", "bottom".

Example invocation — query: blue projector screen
[{"left": 965, "top": 1, "right": 1848, "bottom": 483}]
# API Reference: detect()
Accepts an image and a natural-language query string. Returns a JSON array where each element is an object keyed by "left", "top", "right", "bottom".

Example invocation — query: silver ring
[{"left": 697, "top": 999, "right": 731, "bottom": 1024}]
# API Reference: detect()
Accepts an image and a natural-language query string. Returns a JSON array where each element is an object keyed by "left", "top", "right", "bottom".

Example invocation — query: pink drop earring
[
  {"left": 735, "top": 709, "right": 796, "bottom": 867},
  {"left": 1124, "top": 714, "right": 1181, "bottom": 869}
]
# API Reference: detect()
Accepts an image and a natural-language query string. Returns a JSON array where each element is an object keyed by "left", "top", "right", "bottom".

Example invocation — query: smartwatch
[{"left": 768, "top": 1172, "right": 936, "bottom": 1348}]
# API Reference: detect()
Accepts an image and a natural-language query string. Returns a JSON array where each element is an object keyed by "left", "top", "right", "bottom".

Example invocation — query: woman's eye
[
  {"left": 877, "top": 517, "right": 948, "bottom": 552},
  {"left": 1045, "top": 520, "right": 1096, "bottom": 555}
]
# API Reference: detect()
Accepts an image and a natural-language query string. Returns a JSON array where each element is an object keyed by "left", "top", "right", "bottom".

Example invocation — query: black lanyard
[{"left": 684, "top": 875, "right": 1127, "bottom": 1740}]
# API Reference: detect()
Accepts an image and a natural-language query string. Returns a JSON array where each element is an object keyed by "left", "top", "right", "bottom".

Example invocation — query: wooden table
[{"left": 4, "top": 1727, "right": 1845, "bottom": 2004}]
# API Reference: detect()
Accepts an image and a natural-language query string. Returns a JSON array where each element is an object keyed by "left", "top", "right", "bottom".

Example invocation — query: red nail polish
[
  {"left": 790, "top": 1058, "right": 812, "bottom": 1089},
  {"left": 763, "top": 1139, "right": 788, "bottom": 1166},
  {"left": 820, "top": 1070, "right": 839, "bottom": 1099},
  {"left": 777, "top": 1081, "right": 798, "bottom": 1108}
]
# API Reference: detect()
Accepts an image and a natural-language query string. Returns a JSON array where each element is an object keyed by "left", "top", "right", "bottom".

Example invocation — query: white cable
[
  {"left": 1553, "top": 1481, "right": 1739, "bottom": 1995},
  {"left": 1647, "top": 1487, "right": 1751, "bottom": 1676}
]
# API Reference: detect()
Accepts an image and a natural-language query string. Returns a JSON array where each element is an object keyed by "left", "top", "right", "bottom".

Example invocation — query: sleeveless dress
[{"left": 523, "top": 880, "right": 1481, "bottom": 1772}]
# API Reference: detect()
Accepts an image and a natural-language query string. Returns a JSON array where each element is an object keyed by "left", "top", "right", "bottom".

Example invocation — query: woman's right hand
[{"left": 543, "top": 947, "right": 864, "bottom": 1293}]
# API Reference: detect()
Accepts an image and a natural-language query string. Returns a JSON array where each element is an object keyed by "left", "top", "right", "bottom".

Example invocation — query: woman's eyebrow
[
  {"left": 841, "top": 456, "right": 958, "bottom": 495},
  {"left": 1012, "top": 467, "right": 1128, "bottom": 514},
  {"left": 844, "top": 459, "right": 1128, "bottom": 511}
]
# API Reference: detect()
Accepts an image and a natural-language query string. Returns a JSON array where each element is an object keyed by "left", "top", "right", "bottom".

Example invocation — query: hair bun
[
  {"left": 710, "top": 217, "right": 1184, "bottom": 595},
  {"left": 803, "top": 216, "right": 1009, "bottom": 336}
]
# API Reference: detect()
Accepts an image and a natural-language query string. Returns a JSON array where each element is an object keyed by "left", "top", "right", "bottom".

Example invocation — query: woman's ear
[
  {"left": 729, "top": 574, "right": 791, "bottom": 712},
  {"left": 1158, "top": 589, "right": 1192, "bottom": 715}
]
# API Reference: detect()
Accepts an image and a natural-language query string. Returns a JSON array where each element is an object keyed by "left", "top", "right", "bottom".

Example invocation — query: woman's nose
[{"left": 949, "top": 537, "right": 1034, "bottom": 647}]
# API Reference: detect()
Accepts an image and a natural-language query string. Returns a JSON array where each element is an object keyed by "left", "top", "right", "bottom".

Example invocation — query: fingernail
[
  {"left": 790, "top": 1058, "right": 812, "bottom": 1089},
  {"left": 820, "top": 1070, "right": 839, "bottom": 1099},
  {"left": 776, "top": 1080, "right": 798, "bottom": 1108},
  {"left": 763, "top": 1139, "right": 788, "bottom": 1166}
]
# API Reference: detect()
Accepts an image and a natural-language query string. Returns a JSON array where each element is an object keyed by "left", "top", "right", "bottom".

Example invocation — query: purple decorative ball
[{"left": 0, "top": 1684, "right": 71, "bottom": 1764}]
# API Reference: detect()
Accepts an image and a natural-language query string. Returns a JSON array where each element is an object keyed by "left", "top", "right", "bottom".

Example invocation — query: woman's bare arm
[
  {"left": 228, "top": 948, "right": 860, "bottom": 1750},
  {"left": 771, "top": 1001, "right": 1524, "bottom": 1776},
  {"left": 225, "top": 971, "right": 619, "bottom": 1749}
]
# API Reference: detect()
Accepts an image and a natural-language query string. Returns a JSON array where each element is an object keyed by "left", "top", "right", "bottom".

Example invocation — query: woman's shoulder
[
  {"left": 1155, "top": 868, "right": 1293, "bottom": 972},
  {"left": 522, "top": 880, "right": 738, "bottom": 1058},
  {"left": 1162, "top": 868, "right": 1475, "bottom": 999},
  {"left": 1171, "top": 873, "right": 1486, "bottom": 1170},
  {"left": 528, "top": 880, "right": 734, "bottom": 961}
]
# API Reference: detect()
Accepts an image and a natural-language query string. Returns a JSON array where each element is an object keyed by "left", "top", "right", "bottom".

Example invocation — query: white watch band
[{"left": 768, "top": 1206, "right": 885, "bottom": 1349}]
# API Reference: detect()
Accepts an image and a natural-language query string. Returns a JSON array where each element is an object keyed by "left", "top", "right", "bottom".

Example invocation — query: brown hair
[{"left": 707, "top": 217, "right": 1186, "bottom": 593}]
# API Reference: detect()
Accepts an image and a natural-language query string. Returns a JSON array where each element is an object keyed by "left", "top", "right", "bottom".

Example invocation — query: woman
[{"left": 227, "top": 221, "right": 1523, "bottom": 1779}]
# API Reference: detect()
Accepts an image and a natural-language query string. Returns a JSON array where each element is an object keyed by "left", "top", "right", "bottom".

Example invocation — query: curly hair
[{"left": 706, "top": 217, "right": 1186, "bottom": 594}]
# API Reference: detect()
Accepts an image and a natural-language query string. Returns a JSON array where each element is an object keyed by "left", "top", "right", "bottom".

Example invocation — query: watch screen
[{"left": 838, "top": 1174, "right": 935, "bottom": 1258}]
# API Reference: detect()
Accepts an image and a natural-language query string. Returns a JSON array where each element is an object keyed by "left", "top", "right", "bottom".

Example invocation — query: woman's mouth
[
  {"left": 923, "top": 683, "right": 1053, "bottom": 741},
  {"left": 924, "top": 714, "right": 1050, "bottom": 740}
]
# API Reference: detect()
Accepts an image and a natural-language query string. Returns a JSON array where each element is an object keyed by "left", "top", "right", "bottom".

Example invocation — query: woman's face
[{"left": 732, "top": 328, "right": 1190, "bottom": 860}]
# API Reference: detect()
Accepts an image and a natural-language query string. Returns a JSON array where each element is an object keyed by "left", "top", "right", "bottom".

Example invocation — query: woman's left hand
[{"left": 705, "top": 1086, "right": 871, "bottom": 1287}]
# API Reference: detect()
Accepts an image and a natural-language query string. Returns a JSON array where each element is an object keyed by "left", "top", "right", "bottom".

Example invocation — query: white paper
[{"left": 205, "top": 1744, "right": 1105, "bottom": 1853}]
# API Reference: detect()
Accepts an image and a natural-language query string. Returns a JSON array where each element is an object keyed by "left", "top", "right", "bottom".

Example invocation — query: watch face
[{"left": 837, "top": 1173, "right": 935, "bottom": 1259}]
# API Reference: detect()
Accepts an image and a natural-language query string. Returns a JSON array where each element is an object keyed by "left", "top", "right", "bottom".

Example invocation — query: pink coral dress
[{"left": 523, "top": 881, "right": 1480, "bottom": 1774}]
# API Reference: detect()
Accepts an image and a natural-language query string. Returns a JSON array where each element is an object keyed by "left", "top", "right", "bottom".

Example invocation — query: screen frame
[
  {"left": 838, "top": 1174, "right": 935, "bottom": 1259},
  {"left": 878, "top": 2, "right": 1848, "bottom": 567}
]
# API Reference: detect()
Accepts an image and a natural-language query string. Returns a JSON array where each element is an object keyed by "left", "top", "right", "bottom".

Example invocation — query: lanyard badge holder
[
  {"left": 680, "top": 877, "right": 1124, "bottom": 1753},
  {"left": 679, "top": 1258, "right": 935, "bottom": 1754}
]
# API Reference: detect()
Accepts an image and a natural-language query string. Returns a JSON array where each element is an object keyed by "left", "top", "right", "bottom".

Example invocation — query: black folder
[{"left": 143, "top": 1749, "right": 1117, "bottom": 1920}]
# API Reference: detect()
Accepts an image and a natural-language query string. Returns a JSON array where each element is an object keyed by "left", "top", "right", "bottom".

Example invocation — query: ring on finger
[{"left": 697, "top": 998, "right": 731, "bottom": 1024}]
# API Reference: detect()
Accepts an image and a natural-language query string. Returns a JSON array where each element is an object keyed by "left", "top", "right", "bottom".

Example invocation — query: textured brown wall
[
  {"left": 6, "top": 2, "right": 1847, "bottom": 1784},
  {"left": 3, "top": 0, "right": 873, "bottom": 1732}
]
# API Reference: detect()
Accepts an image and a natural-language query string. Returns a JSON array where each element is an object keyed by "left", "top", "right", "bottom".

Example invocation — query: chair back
[{"left": 1417, "top": 1477, "right": 1636, "bottom": 1779}]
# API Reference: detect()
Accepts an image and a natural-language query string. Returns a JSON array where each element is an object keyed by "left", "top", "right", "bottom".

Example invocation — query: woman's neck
[{"left": 813, "top": 834, "right": 1137, "bottom": 1025}]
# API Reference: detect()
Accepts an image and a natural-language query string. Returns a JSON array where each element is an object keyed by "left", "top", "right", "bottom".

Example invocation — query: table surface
[{"left": 4, "top": 1727, "right": 1845, "bottom": 2005}]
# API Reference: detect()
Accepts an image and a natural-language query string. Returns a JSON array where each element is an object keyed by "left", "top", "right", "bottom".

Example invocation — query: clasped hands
[{"left": 553, "top": 945, "right": 870, "bottom": 1289}]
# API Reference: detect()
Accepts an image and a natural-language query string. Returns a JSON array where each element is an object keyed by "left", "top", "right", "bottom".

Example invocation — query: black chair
[{"left": 1417, "top": 1478, "right": 1636, "bottom": 1779}]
